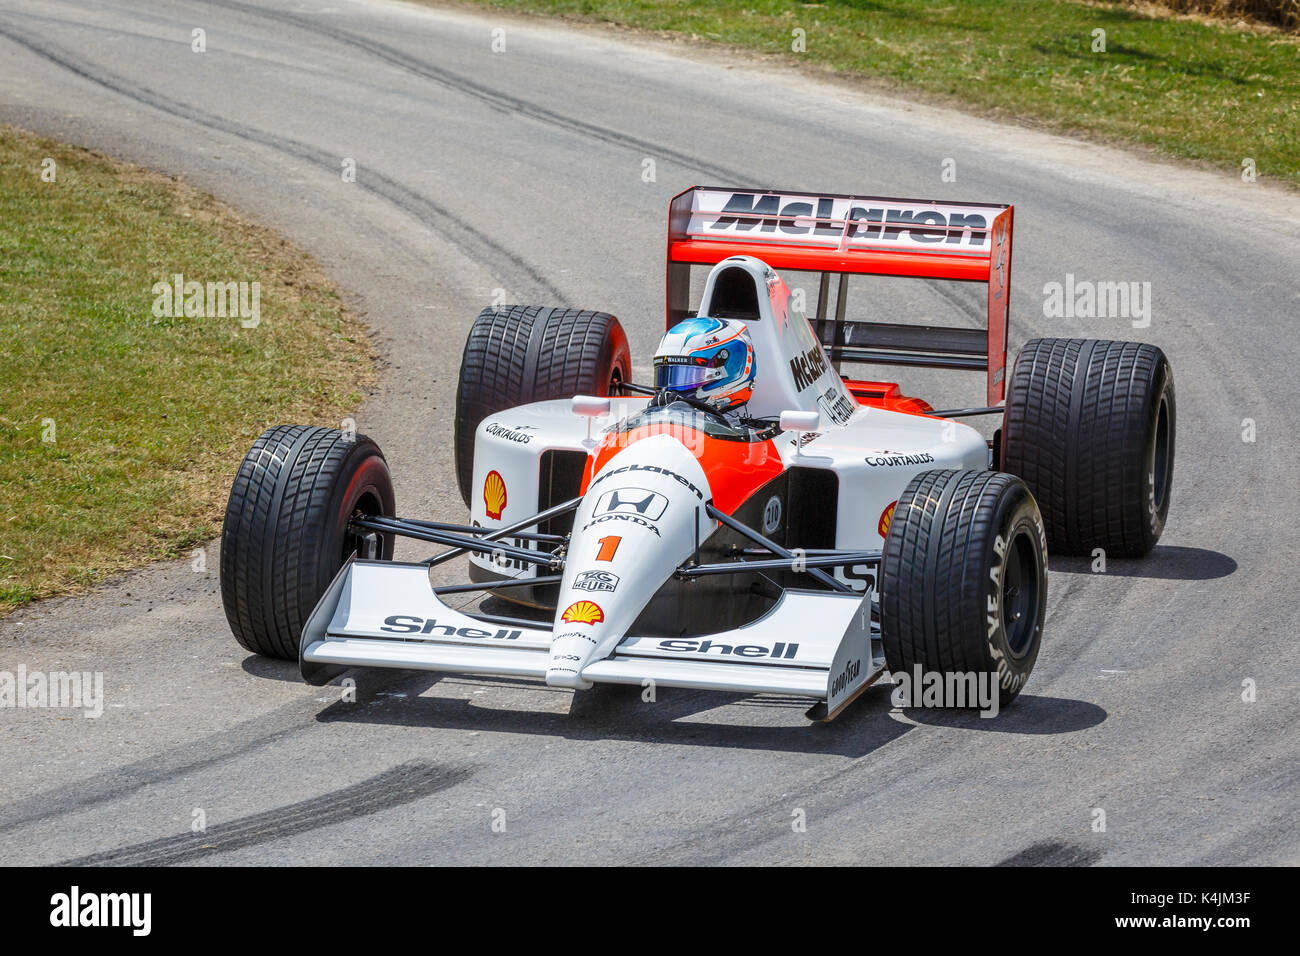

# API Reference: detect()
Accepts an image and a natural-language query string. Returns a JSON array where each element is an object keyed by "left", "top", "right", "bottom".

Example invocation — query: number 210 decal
[{"left": 595, "top": 535, "right": 621, "bottom": 562}]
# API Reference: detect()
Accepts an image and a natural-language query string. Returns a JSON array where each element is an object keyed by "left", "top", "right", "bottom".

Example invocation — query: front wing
[{"left": 300, "top": 559, "right": 884, "bottom": 719}]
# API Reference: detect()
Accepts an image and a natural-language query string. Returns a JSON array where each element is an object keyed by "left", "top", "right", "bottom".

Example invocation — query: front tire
[
  {"left": 454, "top": 306, "right": 630, "bottom": 507},
  {"left": 880, "top": 470, "right": 1048, "bottom": 707},
  {"left": 220, "top": 425, "right": 396, "bottom": 660}
]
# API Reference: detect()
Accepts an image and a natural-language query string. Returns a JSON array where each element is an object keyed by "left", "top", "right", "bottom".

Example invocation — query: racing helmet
[{"left": 653, "top": 317, "right": 756, "bottom": 410}]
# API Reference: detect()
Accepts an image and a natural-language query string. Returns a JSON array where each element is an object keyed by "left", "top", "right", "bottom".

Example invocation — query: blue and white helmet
[{"left": 653, "top": 317, "right": 756, "bottom": 410}]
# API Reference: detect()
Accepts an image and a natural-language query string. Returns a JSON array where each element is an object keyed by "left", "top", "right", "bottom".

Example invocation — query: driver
[{"left": 651, "top": 317, "right": 756, "bottom": 415}]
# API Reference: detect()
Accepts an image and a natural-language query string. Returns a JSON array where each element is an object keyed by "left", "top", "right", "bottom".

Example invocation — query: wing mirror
[
  {"left": 572, "top": 395, "right": 612, "bottom": 447},
  {"left": 780, "top": 410, "right": 821, "bottom": 461},
  {"left": 572, "top": 396, "right": 612, "bottom": 418}
]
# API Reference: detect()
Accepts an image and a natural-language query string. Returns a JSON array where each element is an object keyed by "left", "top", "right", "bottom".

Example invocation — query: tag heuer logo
[{"left": 573, "top": 570, "right": 619, "bottom": 593}]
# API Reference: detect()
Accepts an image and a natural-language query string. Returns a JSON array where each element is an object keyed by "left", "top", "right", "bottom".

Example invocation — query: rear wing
[{"left": 666, "top": 186, "right": 1014, "bottom": 405}]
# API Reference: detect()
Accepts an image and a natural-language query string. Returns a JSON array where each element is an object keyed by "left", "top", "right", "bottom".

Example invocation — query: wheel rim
[
  {"left": 1002, "top": 529, "right": 1041, "bottom": 659},
  {"left": 344, "top": 489, "right": 385, "bottom": 562},
  {"left": 1151, "top": 394, "right": 1171, "bottom": 513}
]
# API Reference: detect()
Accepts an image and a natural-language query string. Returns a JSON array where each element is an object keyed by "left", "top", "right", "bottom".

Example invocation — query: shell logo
[
  {"left": 878, "top": 501, "right": 897, "bottom": 538},
  {"left": 560, "top": 601, "right": 604, "bottom": 626},
  {"left": 483, "top": 470, "right": 507, "bottom": 520}
]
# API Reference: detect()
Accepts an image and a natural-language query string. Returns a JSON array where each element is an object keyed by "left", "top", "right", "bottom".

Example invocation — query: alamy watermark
[
  {"left": 151, "top": 273, "right": 261, "bottom": 328},
  {"left": 1043, "top": 273, "right": 1151, "bottom": 328},
  {"left": 50, "top": 886, "right": 150, "bottom": 936},
  {"left": 0, "top": 666, "right": 103, "bottom": 718},
  {"left": 889, "top": 664, "right": 1000, "bottom": 718}
]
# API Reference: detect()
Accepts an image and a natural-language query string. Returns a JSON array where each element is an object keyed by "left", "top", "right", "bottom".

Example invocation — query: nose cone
[
  {"left": 546, "top": 628, "right": 599, "bottom": 689},
  {"left": 545, "top": 433, "right": 712, "bottom": 688}
]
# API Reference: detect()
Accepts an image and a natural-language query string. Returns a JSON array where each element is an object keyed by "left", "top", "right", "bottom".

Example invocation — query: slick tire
[
  {"left": 1001, "top": 337, "right": 1175, "bottom": 557},
  {"left": 880, "top": 469, "right": 1048, "bottom": 708},
  {"left": 220, "top": 425, "right": 396, "bottom": 660},
  {"left": 454, "top": 306, "right": 630, "bottom": 507}
]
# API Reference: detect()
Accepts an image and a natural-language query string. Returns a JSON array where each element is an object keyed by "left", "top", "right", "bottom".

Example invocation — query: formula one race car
[{"left": 220, "top": 186, "right": 1175, "bottom": 720}]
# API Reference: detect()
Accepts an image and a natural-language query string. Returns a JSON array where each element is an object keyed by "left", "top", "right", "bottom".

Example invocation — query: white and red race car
[{"left": 220, "top": 187, "right": 1175, "bottom": 720}]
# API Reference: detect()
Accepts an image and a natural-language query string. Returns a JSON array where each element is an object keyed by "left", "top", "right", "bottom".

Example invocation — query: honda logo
[{"left": 593, "top": 487, "right": 668, "bottom": 521}]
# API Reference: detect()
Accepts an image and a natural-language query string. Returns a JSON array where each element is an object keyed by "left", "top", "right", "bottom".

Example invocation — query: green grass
[
  {"left": 0, "top": 126, "right": 374, "bottom": 613},
  {"left": 442, "top": 0, "right": 1300, "bottom": 186}
]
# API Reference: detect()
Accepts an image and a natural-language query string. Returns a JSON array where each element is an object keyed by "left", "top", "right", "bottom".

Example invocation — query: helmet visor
[{"left": 654, "top": 357, "right": 713, "bottom": 391}]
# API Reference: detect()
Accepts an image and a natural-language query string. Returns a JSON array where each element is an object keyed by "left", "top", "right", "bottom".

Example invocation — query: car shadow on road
[
  {"left": 897, "top": 693, "right": 1107, "bottom": 733},
  {"left": 240, "top": 655, "right": 306, "bottom": 682},
  {"left": 1049, "top": 544, "right": 1236, "bottom": 580},
  {"left": 307, "top": 671, "right": 1106, "bottom": 756},
  {"left": 308, "top": 670, "right": 906, "bottom": 757}
]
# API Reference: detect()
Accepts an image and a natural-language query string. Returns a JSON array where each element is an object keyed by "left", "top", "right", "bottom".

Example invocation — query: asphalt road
[{"left": 1, "top": 0, "right": 1297, "bottom": 866}]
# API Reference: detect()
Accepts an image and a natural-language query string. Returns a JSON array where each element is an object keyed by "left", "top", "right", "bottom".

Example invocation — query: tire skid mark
[
  {"left": 203, "top": 0, "right": 750, "bottom": 184},
  {"left": 995, "top": 840, "right": 1103, "bottom": 866},
  {"left": 56, "top": 761, "right": 471, "bottom": 866},
  {"left": 0, "top": 20, "right": 567, "bottom": 303},
  {"left": 0, "top": 670, "right": 422, "bottom": 836},
  {"left": 16, "top": 6, "right": 388, "bottom": 91},
  {"left": 0, "top": 701, "right": 308, "bottom": 836},
  {"left": 926, "top": 279, "right": 985, "bottom": 325}
]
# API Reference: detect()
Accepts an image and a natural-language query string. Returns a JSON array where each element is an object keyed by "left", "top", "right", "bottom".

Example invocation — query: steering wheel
[{"left": 650, "top": 390, "right": 732, "bottom": 423}]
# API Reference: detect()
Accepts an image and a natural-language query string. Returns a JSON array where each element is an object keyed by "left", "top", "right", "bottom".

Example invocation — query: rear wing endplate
[{"left": 666, "top": 186, "right": 1013, "bottom": 405}]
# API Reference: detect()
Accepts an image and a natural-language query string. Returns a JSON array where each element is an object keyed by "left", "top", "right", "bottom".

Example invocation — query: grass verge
[
  {"left": 439, "top": 0, "right": 1300, "bottom": 187},
  {"left": 0, "top": 125, "right": 374, "bottom": 614}
]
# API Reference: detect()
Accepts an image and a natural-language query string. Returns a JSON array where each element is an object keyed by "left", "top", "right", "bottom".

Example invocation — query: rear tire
[
  {"left": 220, "top": 425, "right": 396, "bottom": 660},
  {"left": 880, "top": 469, "right": 1048, "bottom": 707},
  {"left": 1001, "top": 337, "right": 1175, "bottom": 557},
  {"left": 454, "top": 306, "right": 630, "bottom": 507}
]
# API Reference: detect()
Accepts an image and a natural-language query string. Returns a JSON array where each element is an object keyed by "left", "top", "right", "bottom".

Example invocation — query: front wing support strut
[{"left": 706, "top": 503, "right": 851, "bottom": 593}]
